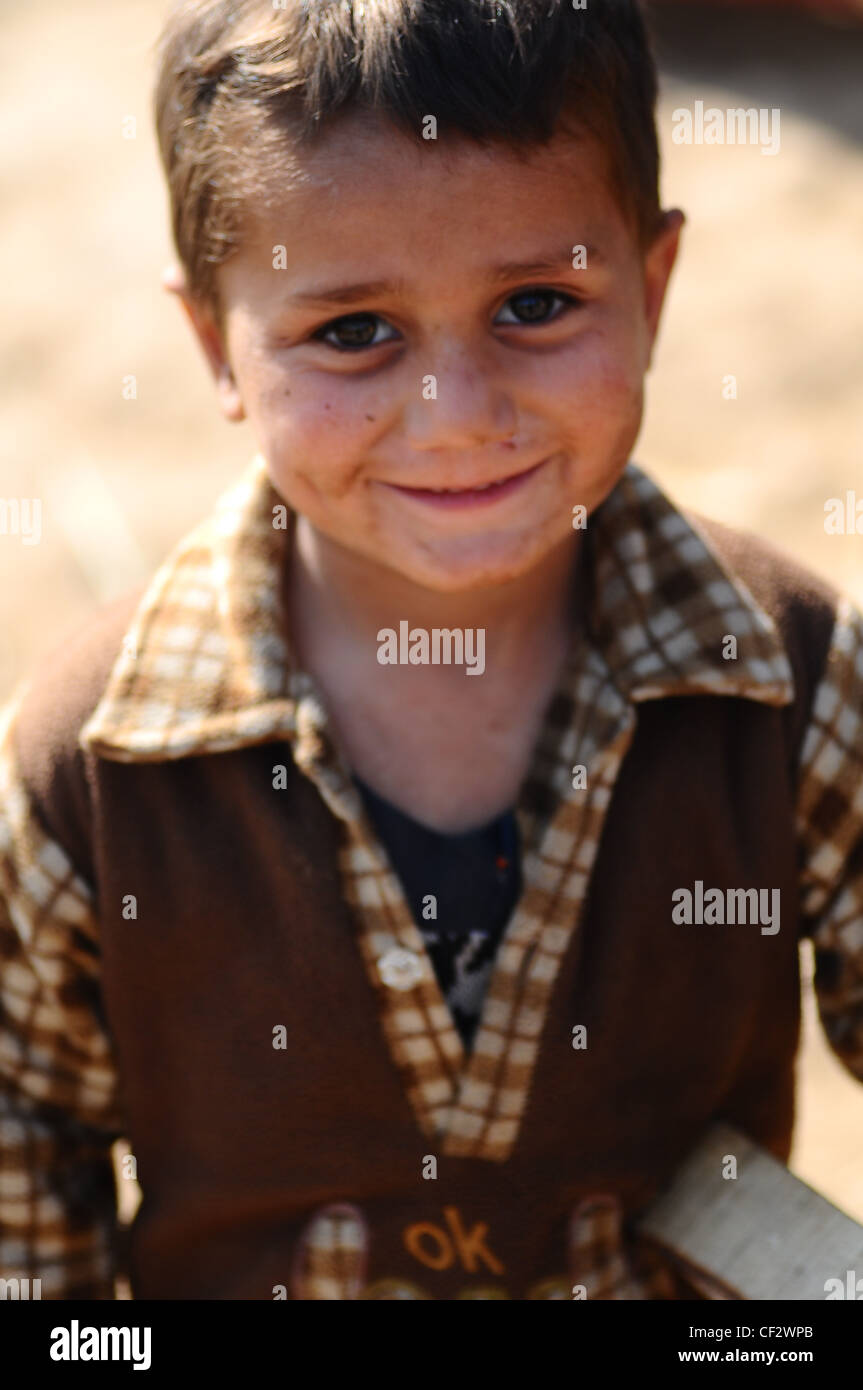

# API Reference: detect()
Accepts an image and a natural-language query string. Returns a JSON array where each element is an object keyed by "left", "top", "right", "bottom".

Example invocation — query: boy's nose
[{"left": 401, "top": 350, "right": 519, "bottom": 452}]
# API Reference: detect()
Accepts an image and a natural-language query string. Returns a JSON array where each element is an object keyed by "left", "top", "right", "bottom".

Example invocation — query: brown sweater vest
[{"left": 13, "top": 519, "right": 839, "bottom": 1299}]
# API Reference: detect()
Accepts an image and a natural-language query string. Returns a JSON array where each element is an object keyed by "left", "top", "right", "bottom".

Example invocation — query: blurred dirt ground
[{"left": 2, "top": 0, "right": 862, "bottom": 1229}]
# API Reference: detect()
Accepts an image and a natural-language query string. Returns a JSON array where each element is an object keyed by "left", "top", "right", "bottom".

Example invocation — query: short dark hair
[{"left": 153, "top": 0, "right": 663, "bottom": 323}]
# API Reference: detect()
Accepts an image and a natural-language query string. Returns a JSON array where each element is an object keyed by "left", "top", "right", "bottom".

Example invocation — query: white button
[{"left": 378, "top": 947, "right": 423, "bottom": 991}]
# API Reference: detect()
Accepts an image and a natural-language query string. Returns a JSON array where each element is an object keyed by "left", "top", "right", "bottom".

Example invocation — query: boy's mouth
[{"left": 381, "top": 456, "right": 549, "bottom": 510}]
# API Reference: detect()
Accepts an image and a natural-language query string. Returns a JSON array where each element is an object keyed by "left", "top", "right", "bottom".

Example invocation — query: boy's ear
[
  {"left": 642, "top": 209, "right": 685, "bottom": 370},
  {"left": 161, "top": 264, "right": 245, "bottom": 422}
]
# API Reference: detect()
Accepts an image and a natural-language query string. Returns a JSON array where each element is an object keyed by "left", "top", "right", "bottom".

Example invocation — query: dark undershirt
[{"left": 355, "top": 778, "right": 522, "bottom": 1049}]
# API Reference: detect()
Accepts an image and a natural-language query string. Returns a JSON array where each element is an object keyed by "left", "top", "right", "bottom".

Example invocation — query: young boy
[{"left": 1, "top": 0, "right": 861, "bottom": 1301}]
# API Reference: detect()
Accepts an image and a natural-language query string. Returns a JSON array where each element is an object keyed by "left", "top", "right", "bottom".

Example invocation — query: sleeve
[
  {"left": 0, "top": 687, "right": 125, "bottom": 1299},
  {"left": 795, "top": 595, "right": 863, "bottom": 1083}
]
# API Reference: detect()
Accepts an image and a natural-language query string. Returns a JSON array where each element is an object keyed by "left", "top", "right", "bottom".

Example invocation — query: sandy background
[{"left": 1, "top": 0, "right": 862, "bottom": 1233}]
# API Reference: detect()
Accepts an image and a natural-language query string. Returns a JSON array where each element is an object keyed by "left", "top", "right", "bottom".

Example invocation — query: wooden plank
[{"left": 636, "top": 1123, "right": 863, "bottom": 1300}]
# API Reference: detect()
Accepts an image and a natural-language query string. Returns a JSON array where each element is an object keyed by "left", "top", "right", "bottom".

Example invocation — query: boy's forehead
[
  {"left": 266, "top": 108, "right": 590, "bottom": 190},
  {"left": 230, "top": 110, "right": 632, "bottom": 291}
]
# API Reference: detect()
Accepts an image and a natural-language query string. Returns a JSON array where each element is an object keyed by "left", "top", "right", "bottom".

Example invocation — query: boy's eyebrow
[{"left": 284, "top": 247, "right": 606, "bottom": 308}]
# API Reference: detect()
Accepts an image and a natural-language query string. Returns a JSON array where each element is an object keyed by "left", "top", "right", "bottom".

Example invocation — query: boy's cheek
[
  {"left": 575, "top": 318, "right": 645, "bottom": 396},
  {"left": 265, "top": 453, "right": 365, "bottom": 521},
  {"left": 261, "top": 417, "right": 389, "bottom": 525},
  {"left": 560, "top": 365, "right": 645, "bottom": 514},
  {"left": 542, "top": 311, "right": 645, "bottom": 405},
  {"left": 558, "top": 345, "right": 644, "bottom": 454},
  {"left": 248, "top": 384, "right": 379, "bottom": 497}
]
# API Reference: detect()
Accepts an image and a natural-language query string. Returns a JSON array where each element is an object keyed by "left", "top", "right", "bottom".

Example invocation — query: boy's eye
[
  {"left": 312, "top": 314, "right": 397, "bottom": 352},
  {"left": 495, "top": 288, "right": 579, "bottom": 326}
]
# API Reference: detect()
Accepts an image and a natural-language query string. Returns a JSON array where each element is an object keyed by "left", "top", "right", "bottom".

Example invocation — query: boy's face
[{"left": 174, "top": 112, "right": 682, "bottom": 594}]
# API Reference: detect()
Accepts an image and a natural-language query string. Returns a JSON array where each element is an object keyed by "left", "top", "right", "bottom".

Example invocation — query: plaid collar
[{"left": 80, "top": 452, "right": 793, "bottom": 764}]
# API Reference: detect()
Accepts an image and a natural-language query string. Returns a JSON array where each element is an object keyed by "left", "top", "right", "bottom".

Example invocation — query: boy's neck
[{"left": 286, "top": 517, "right": 584, "bottom": 672}]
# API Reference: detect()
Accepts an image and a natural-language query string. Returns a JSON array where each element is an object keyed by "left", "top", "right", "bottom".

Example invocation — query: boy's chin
[{"left": 378, "top": 529, "right": 574, "bottom": 595}]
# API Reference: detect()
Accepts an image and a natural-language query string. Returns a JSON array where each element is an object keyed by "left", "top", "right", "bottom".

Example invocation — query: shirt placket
[
  {"left": 288, "top": 649, "right": 635, "bottom": 1162},
  {"left": 442, "top": 647, "right": 635, "bottom": 1160},
  {"left": 289, "top": 678, "right": 465, "bottom": 1139}
]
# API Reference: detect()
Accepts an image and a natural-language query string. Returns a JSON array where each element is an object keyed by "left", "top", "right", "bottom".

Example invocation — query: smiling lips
[{"left": 383, "top": 456, "right": 549, "bottom": 509}]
